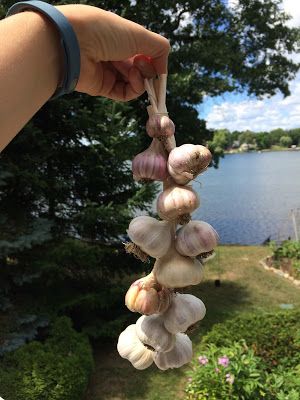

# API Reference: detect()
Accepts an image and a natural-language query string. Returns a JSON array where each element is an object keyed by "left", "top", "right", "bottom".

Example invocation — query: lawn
[{"left": 84, "top": 245, "right": 300, "bottom": 400}]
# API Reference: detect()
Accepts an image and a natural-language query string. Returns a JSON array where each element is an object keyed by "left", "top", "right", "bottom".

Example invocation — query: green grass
[{"left": 84, "top": 246, "right": 300, "bottom": 400}]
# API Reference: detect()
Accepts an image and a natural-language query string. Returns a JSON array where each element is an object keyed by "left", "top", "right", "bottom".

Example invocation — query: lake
[{"left": 192, "top": 151, "right": 300, "bottom": 245}]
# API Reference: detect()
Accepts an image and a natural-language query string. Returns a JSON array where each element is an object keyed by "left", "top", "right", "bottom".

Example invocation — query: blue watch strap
[{"left": 6, "top": 1, "right": 81, "bottom": 99}]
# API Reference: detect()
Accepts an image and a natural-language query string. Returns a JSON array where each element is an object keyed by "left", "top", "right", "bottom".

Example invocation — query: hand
[{"left": 57, "top": 4, "right": 170, "bottom": 101}]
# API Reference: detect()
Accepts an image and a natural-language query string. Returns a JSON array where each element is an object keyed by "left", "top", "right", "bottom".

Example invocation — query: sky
[{"left": 199, "top": 0, "right": 300, "bottom": 132}]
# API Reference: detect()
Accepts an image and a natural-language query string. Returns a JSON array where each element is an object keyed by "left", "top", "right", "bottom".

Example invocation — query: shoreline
[{"left": 224, "top": 147, "right": 300, "bottom": 155}]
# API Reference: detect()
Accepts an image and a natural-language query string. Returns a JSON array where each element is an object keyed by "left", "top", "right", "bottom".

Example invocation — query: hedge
[{"left": 0, "top": 316, "right": 94, "bottom": 400}]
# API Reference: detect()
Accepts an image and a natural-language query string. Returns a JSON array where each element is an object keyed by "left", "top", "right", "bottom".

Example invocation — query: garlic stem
[
  {"left": 145, "top": 78, "right": 158, "bottom": 113},
  {"left": 158, "top": 74, "right": 168, "bottom": 113}
]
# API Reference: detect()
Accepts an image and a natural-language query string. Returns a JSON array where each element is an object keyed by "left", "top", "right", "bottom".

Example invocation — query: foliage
[
  {"left": 200, "top": 310, "right": 300, "bottom": 370},
  {"left": 0, "top": 317, "right": 94, "bottom": 400},
  {"left": 270, "top": 240, "right": 300, "bottom": 261},
  {"left": 186, "top": 342, "right": 300, "bottom": 400},
  {"left": 210, "top": 126, "right": 300, "bottom": 151},
  {"left": 185, "top": 341, "right": 264, "bottom": 400},
  {"left": 279, "top": 135, "right": 293, "bottom": 147},
  {"left": 185, "top": 311, "right": 300, "bottom": 400}
]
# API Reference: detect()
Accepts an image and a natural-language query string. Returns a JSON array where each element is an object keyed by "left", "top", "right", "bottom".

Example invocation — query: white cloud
[
  {"left": 206, "top": 74, "right": 300, "bottom": 131},
  {"left": 204, "top": 0, "right": 300, "bottom": 132},
  {"left": 282, "top": 0, "right": 300, "bottom": 27}
]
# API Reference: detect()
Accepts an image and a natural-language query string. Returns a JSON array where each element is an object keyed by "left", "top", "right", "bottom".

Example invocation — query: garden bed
[{"left": 260, "top": 256, "right": 300, "bottom": 287}]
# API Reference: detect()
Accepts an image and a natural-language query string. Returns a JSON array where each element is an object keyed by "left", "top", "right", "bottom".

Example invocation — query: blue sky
[{"left": 199, "top": 0, "right": 300, "bottom": 132}]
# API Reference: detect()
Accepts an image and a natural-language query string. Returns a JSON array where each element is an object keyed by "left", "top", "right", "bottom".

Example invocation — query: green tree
[
  {"left": 0, "top": 0, "right": 299, "bottom": 342},
  {"left": 256, "top": 131, "right": 271, "bottom": 150},
  {"left": 211, "top": 129, "right": 230, "bottom": 150},
  {"left": 279, "top": 135, "right": 293, "bottom": 147},
  {"left": 238, "top": 130, "right": 256, "bottom": 145}
]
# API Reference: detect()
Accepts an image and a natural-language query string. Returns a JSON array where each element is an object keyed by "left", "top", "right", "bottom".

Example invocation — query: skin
[{"left": 0, "top": 4, "right": 170, "bottom": 152}]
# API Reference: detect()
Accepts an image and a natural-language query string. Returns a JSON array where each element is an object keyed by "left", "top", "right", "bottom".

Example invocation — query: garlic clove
[
  {"left": 153, "top": 245, "right": 204, "bottom": 288},
  {"left": 132, "top": 138, "right": 169, "bottom": 182},
  {"left": 136, "top": 314, "right": 175, "bottom": 353},
  {"left": 153, "top": 333, "right": 193, "bottom": 370},
  {"left": 127, "top": 216, "right": 173, "bottom": 258},
  {"left": 167, "top": 144, "right": 212, "bottom": 185},
  {"left": 163, "top": 293, "right": 206, "bottom": 334},
  {"left": 157, "top": 184, "right": 200, "bottom": 223},
  {"left": 125, "top": 274, "right": 173, "bottom": 315},
  {"left": 175, "top": 220, "right": 219, "bottom": 257},
  {"left": 117, "top": 324, "right": 154, "bottom": 370}
]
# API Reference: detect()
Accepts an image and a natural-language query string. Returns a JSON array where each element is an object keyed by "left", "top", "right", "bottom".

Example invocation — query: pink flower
[
  {"left": 198, "top": 356, "right": 208, "bottom": 365},
  {"left": 215, "top": 367, "right": 220, "bottom": 373},
  {"left": 218, "top": 356, "right": 229, "bottom": 367},
  {"left": 226, "top": 373, "right": 234, "bottom": 385}
]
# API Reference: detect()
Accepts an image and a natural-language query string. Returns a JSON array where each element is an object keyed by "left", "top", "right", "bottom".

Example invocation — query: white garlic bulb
[
  {"left": 136, "top": 314, "right": 175, "bottom": 353},
  {"left": 157, "top": 184, "right": 200, "bottom": 224},
  {"left": 175, "top": 221, "right": 219, "bottom": 257},
  {"left": 163, "top": 293, "right": 206, "bottom": 334},
  {"left": 117, "top": 324, "right": 154, "bottom": 370},
  {"left": 153, "top": 245, "right": 204, "bottom": 288},
  {"left": 167, "top": 144, "right": 212, "bottom": 185},
  {"left": 153, "top": 333, "right": 193, "bottom": 370},
  {"left": 127, "top": 216, "right": 173, "bottom": 258}
]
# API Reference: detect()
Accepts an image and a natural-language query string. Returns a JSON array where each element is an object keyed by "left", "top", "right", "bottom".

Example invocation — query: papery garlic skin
[
  {"left": 153, "top": 246, "right": 204, "bottom": 288},
  {"left": 163, "top": 293, "right": 206, "bottom": 334},
  {"left": 168, "top": 144, "right": 212, "bottom": 185},
  {"left": 127, "top": 216, "right": 173, "bottom": 258},
  {"left": 153, "top": 333, "right": 192, "bottom": 370},
  {"left": 125, "top": 274, "right": 172, "bottom": 315},
  {"left": 175, "top": 221, "right": 219, "bottom": 257},
  {"left": 157, "top": 185, "right": 200, "bottom": 222},
  {"left": 136, "top": 315, "right": 175, "bottom": 353},
  {"left": 117, "top": 324, "right": 154, "bottom": 370},
  {"left": 146, "top": 114, "right": 175, "bottom": 138},
  {"left": 132, "top": 139, "right": 169, "bottom": 182}
]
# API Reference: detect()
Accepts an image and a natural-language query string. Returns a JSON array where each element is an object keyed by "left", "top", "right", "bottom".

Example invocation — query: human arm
[{"left": 0, "top": 4, "right": 170, "bottom": 152}]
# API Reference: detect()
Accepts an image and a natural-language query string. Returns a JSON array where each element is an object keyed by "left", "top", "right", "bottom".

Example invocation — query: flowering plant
[{"left": 185, "top": 341, "right": 264, "bottom": 400}]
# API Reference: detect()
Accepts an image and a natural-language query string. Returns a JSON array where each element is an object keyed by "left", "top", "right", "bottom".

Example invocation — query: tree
[
  {"left": 279, "top": 135, "right": 292, "bottom": 147},
  {"left": 255, "top": 132, "right": 271, "bottom": 150},
  {"left": 0, "top": 0, "right": 299, "bottom": 342}
]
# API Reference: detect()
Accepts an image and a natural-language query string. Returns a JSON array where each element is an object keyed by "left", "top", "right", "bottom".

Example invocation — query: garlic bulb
[
  {"left": 125, "top": 273, "right": 172, "bottom": 315},
  {"left": 117, "top": 324, "right": 154, "bottom": 370},
  {"left": 175, "top": 221, "right": 219, "bottom": 257},
  {"left": 163, "top": 293, "right": 206, "bottom": 334},
  {"left": 146, "top": 114, "right": 175, "bottom": 138},
  {"left": 136, "top": 314, "right": 175, "bottom": 352},
  {"left": 153, "top": 245, "right": 204, "bottom": 288},
  {"left": 168, "top": 144, "right": 212, "bottom": 185},
  {"left": 127, "top": 216, "right": 173, "bottom": 258},
  {"left": 153, "top": 333, "right": 192, "bottom": 370},
  {"left": 157, "top": 184, "right": 200, "bottom": 224},
  {"left": 132, "top": 138, "right": 169, "bottom": 182}
]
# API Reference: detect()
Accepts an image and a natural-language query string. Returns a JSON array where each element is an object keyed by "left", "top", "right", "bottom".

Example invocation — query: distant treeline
[{"left": 209, "top": 128, "right": 300, "bottom": 152}]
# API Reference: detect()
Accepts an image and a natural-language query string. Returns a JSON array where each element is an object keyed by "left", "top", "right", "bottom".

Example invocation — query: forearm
[{"left": 0, "top": 11, "right": 61, "bottom": 152}]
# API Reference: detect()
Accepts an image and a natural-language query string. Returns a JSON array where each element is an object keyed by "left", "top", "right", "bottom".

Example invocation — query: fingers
[
  {"left": 133, "top": 55, "right": 157, "bottom": 79},
  {"left": 132, "top": 27, "right": 170, "bottom": 75}
]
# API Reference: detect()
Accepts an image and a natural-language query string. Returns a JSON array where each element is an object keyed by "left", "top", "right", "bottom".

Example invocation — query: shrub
[
  {"left": 266, "top": 365, "right": 300, "bottom": 400},
  {"left": 201, "top": 310, "right": 300, "bottom": 370},
  {"left": 270, "top": 240, "right": 300, "bottom": 261},
  {"left": 0, "top": 317, "right": 94, "bottom": 400},
  {"left": 185, "top": 341, "right": 264, "bottom": 400}
]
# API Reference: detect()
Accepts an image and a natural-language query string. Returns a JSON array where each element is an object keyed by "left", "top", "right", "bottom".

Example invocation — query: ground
[{"left": 84, "top": 245, "right": 300, "bottom": 400}]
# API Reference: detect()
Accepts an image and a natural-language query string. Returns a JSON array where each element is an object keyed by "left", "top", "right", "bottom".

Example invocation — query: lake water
[{"left": 192, "top": 151, "right": 300, "bottom": 245}]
